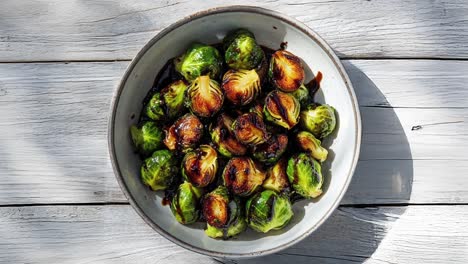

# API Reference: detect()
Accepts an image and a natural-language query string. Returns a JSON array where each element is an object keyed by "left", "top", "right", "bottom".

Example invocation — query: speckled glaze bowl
[{"left": 108, "top": 6, "right": 361, "bottom": 258}]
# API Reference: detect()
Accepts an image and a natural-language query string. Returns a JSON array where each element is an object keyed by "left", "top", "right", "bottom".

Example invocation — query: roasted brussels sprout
[
  {"left": 223, "top": 29, "right": 264, "bottom": 70},
  {"left": 291, "top": 84, "right": 310, "bottom": 107},
  {"left": 145, "top": 93, "right": 165, "bottom": 121},
  {"left": 161, "top": 80, "right": 188, "bottom": 119},
  {"left": 287, "top": 153, "right": 323, "bottom": 198},
  {"left": 130, "top": 121, "right": 164, "bottom": 156},
  {"left": 202, "top": 186, "right": 229, "bottom": 228},
  {"left": 249, "top": 102, "right": 264, "bottom": 117},
  {"left": 171, "top": 181, "right": 203, "bottom": 224},
  {"left": 296, "top": 131, "right": 328, "bottom": 162},
  {"left": 269, "top": 50, "right": 305, "bottom": 92},
  {"left": 205, "top": 196, "right": 247, "bottom": 239},
  {"left": 164, "top": 113, "right": 204, "bottom": 152},
  {"left": 182, "top": 145, "right": 218, "bottom": 187},
  {"left": 174, "top": 43, "right": 223, "bottom": 81},
  {"left": 186, "top": 75, "right": 224, "bottom": 118},
  {"left": 222, "top": 69, "right": 261, "bottom": 106},
  {"left": 222, "top": 157, "right": 266, "bottom": 197},
  {"left": 246, "top": 190, "right": 293, "bottom": 233},
  {"left": 263, "top": 158, "right": 290, "bottom": 193},
  {"left": 300, "top": 104, "right": 337, "bottom": 139},
  {"left": 141, "top": 150, "right": 178, "bottom": 191},
  {"left": 232, "top": 112, "right": 269, "bottom": 146},
  {"left": 210, "top": 113, "right": 247, "bottom": 157},
  {"left": 252, "top": 134, "right": 288, "bottom": 164},
  {"left": 264, "top": 90, "right": 300, "bottom": 130}
]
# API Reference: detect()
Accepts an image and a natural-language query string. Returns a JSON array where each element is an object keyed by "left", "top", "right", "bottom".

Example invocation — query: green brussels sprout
[
  {"left": 161, "top": 80, "right": 188, "bottom": 119},
  {"left": 232, "top": 112, "right": 269, "bottom": 146},
  {"left": 268, "top": 50, "right": 305, "bottom": 92},
  {"left": 287, "top": 153, "right": 323, "bottom": 198},
  {"left": 164, "top": 113, "right": 203, "bottom": 152},
  {"left": 171, "top": 181, "right": 203, "bottom": 224},
  {"left": 223, "top": 29, "right": 264, "bottom": 70},
  {"left": 222, "top": 69, "right": 261, "bottom": 106},
  {"left": 186, "top": 75, "right": 224, "bottom": 118},
  {"left": 174, "top": 43, "right": 223, "bottom": 82},
  {"left": 222, "top": 157, "right": 266, "bottom": 197},
  {"left": 246, "top": 190, "right": 293, "bottom": 233},
  {"left": 263, "top": 158, "right": 290, "bottom": 193},
  {"left": 181, "top": 145, "right": 218, "bottom": 188},
  {"left": 300, "top": 104, "right": 337, "bottom": 139},
  {"left": 296, "top": 131, "right": 328, "bottom": 162},
  {"left": 252, "top": 134, "right": 288, "bottom": 164},
  {"left": 130, "top": 121, "right": 164, "bottom": 156},
  {"left": 210, "top": 113, "right": 247, "bottom": 158},
  {"left": 145, "top": 93, "right": 165, "bottom": 121},
  {"left": 141, "top": 150, "right": 178, "bottom": 191},
  {"left": 291, "top": 84, "right": 310, "bottom": 107},
  {"left": 205, "top": 195, "right": 247, "bottom": 239},
  {"left": 264, "top": 90, "right": 300, "bottom": 130}
]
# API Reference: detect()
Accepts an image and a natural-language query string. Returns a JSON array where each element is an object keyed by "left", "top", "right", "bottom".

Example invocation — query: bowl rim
[{"left": 108, "top": 5, "right": 361, "bottom": 258}]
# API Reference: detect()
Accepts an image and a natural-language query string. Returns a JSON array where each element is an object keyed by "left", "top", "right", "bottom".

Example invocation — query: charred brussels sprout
[
  {"left": 130, "top": 121, "right": 164, "bottom": 156},
  {"left": 253, "top": 134, "right": 288, "bottom": 164},
  {"left": 210, "top": 113, "right": 247, "bottom": 157},
  {"left": 161, "top": 80, "right": 188, "bottom": 119},
  {"left": 174, "top": 43, "right": 223, "bottom": 81},
  {"left": 263, "top": 158, "right": 290, "bottom": 193},
  {"left": 291, "top": 84, "right": 310, "bottom": 107},
  {"left": 296, "top": 131, "right": 328, "bottom": 162},
  {"left": 232, "top": 112, "right": 269, "bottom": 146},
  {"left": 264, "top": 90, "right": 300, "bottom": 130},
  {"left": 205, "top": 196, "right": 247, "bottom": 239},
  {"left": 300, "top": 104, "right": 337, "bottom": 139},
  {"left": 222, "top": 157, "right": 266, "bottom": 197},
  {"left": 223, "top": 29, "right": 264, "bottom": 70},
  {"left": 186, "top": 75, "right": 224, "bottom": 118},
  {"left": 202, "top": 186, "right": 229, "bottom": 228},
  {"left": 287, "top": 153, "right": 323, "bottom": 198},
  {"left": 269, "top": 50, "right": 305, "bottom": 92},
  {"left": 171, "top": 181, "right": 203, "bottom": 224},
  {"left": 141, "top": 150, "right": 178, "bottom": 191},
  {"left": 164, "top": 113, "right": 204, "bottom": 152},
  {"left": 246, "top": 190, "right": 293, "bottom": 233},
  {"left": 222, "top": 69, "right": 261, "bottom": 106},
  {"left": 182, "top": 145, "right": 218, "bottom": 188},
  {"left": 145, "top": 93, "right": 165, "bottom": 121}
]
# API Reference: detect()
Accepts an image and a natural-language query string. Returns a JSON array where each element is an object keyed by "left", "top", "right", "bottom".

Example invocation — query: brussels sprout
[
  {"left": 291, "top": 84, "right": 310, "bottom": 107},
  {"left": 164, "top": 113, "right": 204, "bottom": 152},
  {"left": 296, "top": 131, "right": 328, "bottom": 162},
  {"left": 268, "top": 50, "right": 305, "bottom": 92},
  {"left": 246, "top": 190, "right": 293, "bottom": 233},
  {"left": 182, "top": 145, "right": 218, "bottom": 188},
  {"left": 210, "top": 113, "right": 247, "bottom": 157},
  {"left": 249, "top": 102, "right": 264, "bottom": 117},
  {"left": 171, "top": 181, "right": 203, "bottom": 224},
  {"left": 223, "top": 29, "right": 264, "bottom": 70},
  {"left": 186, "top": 75, "right": 224, "bottom": 118},
  {"left": 141, "top": 150, "right": 178, "bottom": 191},
  {"left": 130, "top": 121, "right": 164, "bottom": 156},
  {"left": 222, "top": 69, "right": 261, "bottom": 106},
  {"left": 161, "top": 80, "right": 188, "bottom": 119},
  {"left": 174, "top": 43, "right": 223, "bottom": 81},
  {"left": 205, "top": 196, "right": 247, "bottom": 239},
  {"left": 252, "top": 134, "right": 288, "bottom": 164},
  {"left": 222, "top": 157, "right": 266, "bottom": 197},
  {"left": 287, "top": 153, "right": 323, "bottom": 198},
  {"left": 202, "top": 186, "right": 229, "bottom": 228},
  {"left": 300, "top": 104, "right": 337, "bottom": 139},
  {"left": 232, "top": 112, "right": 269, "bottom": 146},
  {"left": 145, "top": 93, "right": 165, "bottom": 121},
  {"left": 264, "top": 90, "right": 300, "bottom": 130},
  {"left": 263, "top": 158, "right": 290, "bottom": 193}
]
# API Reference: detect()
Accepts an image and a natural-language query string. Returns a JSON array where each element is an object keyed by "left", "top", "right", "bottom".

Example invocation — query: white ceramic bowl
[{"left": 108, "top": 6, "right": 361, "bottom": 258}]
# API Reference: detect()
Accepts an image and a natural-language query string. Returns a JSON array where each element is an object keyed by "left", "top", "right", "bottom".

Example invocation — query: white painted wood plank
[
  {"left": 1, "top": 205, "right": 467, "bottom": 263},
  {"left": 0, "top": 61, "right": 467, "bottom": 204},
  {"left": 1, "top": 0, "right": 467, "bottom": 61}
]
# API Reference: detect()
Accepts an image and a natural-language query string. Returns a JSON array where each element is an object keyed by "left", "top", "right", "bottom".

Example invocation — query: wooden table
[{"left": 1, "top": 1, "right": 467, "bottom": 263}]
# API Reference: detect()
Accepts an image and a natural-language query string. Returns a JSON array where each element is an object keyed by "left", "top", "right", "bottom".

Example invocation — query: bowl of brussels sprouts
[{"left": 108, "top": 6, "right": 361, "bottom": 258}]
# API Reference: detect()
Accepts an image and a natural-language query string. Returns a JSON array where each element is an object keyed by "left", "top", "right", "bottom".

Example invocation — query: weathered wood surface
[
  {"left": 0, "top": 60, "right": 466, "bottom": 205},
  {"left": 1, "top": 205, "right": 467, "bottom": 263},
  {"left": 1, "top": 0, "right": 468, "bottom": 61}
]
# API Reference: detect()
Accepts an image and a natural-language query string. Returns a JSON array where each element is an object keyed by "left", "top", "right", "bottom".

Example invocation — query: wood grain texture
[
  {"left": 0, "top": 60, "right": 466, "bottom": 204},
  {"left": 1, "top": 205, "right": 467, "bottom": 263},
  {"left": 1, "top": 0, "right": 468, "bottom": 61}
]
